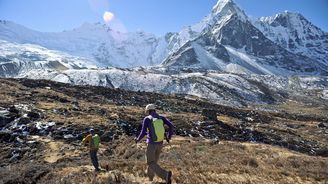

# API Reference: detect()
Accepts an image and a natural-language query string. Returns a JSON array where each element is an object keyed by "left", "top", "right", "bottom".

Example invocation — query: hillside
[
  {"left": 17, "top": 67, "right": 328, "bottom": 107},
  {"left": 0, "top": 78, "right": 327, "bottom": 183}
]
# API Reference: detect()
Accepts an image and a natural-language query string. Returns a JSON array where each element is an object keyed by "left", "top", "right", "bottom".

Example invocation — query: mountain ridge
[
  {"left": 0, "top": 20, "right": 168, "bottom": 68},
  {"left": 0, "top": 0, "right": 327, "bottom": 70},
  {"left": 162, "top": 0, "right": 328, "bottom": 75},
  {"left": 253, "top": 11, "right": 328, "bottom": 66}
]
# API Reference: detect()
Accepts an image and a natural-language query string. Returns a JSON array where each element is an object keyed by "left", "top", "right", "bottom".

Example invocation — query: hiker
[
  {"left": 135, "top": 104, "right": 174, "bottom": 184},
  {"left": 82, "top": 128, "right": 100, "bottom": 171}
]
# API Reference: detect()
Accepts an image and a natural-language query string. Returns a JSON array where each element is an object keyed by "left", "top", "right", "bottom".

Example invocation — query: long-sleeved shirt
[
  {"left": 136, "top": 112, "right": 174, "bottom": 144},
  {"left": 82, "top": 134, "right": 100, "bottom": 151}
]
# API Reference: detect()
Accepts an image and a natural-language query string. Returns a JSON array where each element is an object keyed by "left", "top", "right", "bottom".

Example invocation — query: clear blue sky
[{"left": 0, "top": 0, "right": 327, "bottom": 35}]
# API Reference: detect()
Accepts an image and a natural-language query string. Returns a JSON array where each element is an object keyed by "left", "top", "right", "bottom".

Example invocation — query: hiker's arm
[
  {"left": 162, "top": 117, "right": 174, "bottom": 139},
  {"left": 136, "top": 118, "right": 149, "bottom": 142},
  {"left": 82, "top": 135, "right": 91, "bottom": 145}
]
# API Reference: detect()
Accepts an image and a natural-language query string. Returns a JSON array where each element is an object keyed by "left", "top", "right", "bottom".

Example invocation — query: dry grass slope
[{"left": 0, "top": 78, "right": 327, "bottom": 184}]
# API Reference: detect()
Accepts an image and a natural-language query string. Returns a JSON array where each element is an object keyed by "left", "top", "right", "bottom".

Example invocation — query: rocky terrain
[
  {"left": 17, "top": 67, "right": 328, "bottom": 108},
  {"left": 0, "top": 78, "right": 327, "bottom": 183}
]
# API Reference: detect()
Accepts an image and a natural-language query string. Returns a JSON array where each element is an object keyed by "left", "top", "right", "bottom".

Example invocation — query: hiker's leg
[
  {"left": 94, "top": 150, "right": 99, "bottom": 169},
  {"left": 147, "top": 165, "right": 155, "bottom": 181},
  {"left": 156, "top": 144, "right": 172, "bottom": 183},
  {"left": 90, "top": 150, "right": 99, "bottom": 170},
  {"left": 89, "top": 150, "right": 95, "bottom": 167},
  {"left": 147, "top": 144, "right": 168, "bottom": 180},
  {"left": 155, "top": 144, "right": 163, "bottom": 163},
  {"left": 154, "top": 144, "right": 168, "bottom": 180},
  {"left": 146, "top": 144, "right": 156, "bottom": 180}
]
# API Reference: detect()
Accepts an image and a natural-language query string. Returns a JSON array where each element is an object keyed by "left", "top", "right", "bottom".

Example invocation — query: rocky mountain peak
[
  {"left": 162, "top": 0, "right": 328, "bottom": 75},
  {"left": 258, "top": 11, "right": 325, "bottom": 36},
  {"left": 254, "top": 11, "right": 328, "bottom": 66},
  {"left": 211, "top": 0, "right": 248, "bottom": 23},
  {"left": 259, "top": 11, "right": 303, "bottom": 25}
]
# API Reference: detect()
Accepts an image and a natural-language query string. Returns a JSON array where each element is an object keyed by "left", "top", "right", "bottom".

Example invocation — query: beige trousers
[{"left": 146, "top": 143, "right": 168, "bottom": 180}]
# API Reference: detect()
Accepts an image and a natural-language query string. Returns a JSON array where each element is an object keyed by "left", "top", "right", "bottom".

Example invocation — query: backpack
[
  {"left": 92, "top": 134, "right": 100, "bottom": 149},
  {"left": 148, "top": 116, "right": 165, "bottom": 142}
]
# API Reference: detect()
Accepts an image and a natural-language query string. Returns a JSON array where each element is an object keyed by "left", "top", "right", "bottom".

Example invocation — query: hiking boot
[
  {"left": 166, "top": 171, "right": 172, "bottom": 184},
  {"left": 105, "top": 164, "right": 110, "bottom": 171}
]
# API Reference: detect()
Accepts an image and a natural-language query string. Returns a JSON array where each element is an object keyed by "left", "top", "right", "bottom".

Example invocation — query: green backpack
[
  {"left": 92, "top": 134, "right": 100, "bottom": 149},
  {"left": 148, "top": 116, "right": 165, "bottom": 142}
]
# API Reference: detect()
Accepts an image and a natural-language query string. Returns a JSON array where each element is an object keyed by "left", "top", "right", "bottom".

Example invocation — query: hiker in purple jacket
[{"left": 135, "top": 104, "right": 174, "bottom": 184}]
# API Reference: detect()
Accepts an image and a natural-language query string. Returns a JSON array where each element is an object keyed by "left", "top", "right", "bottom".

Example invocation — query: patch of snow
[
  {"left": 225, "top": 46, "right": 274, "bottom": 75},
  {"left": 321, "top": 90, "right": 328, "bottom": 100}
]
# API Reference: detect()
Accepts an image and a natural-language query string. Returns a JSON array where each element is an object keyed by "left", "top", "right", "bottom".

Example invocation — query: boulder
[
  {"left": 0, "top": 115, "right": 13, "bottom": 127},
  {"left": 8, "top": 106, "right": 19, "bottom": 114},
  {"left": 101, "top": 131, "right": 114, "bottom": 142},
  {"left": 27, "top": 111, "right": 40, "bottom": 120},
  {"left": 18, "top": 117, "right": 31, "bottom": 125},
  {"left": 201, "top": 109, "right": 218, "bottom": 121},
  {"left": 0, "top": 131, "right": 12, "bottom": 142},
  {"left": 318, "top": 122, "right": 326, "bottom": 128}
]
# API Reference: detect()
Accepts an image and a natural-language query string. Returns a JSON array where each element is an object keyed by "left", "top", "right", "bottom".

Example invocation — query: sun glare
[{"left": 103, "top": 11, "right": 114, "bottom": 23}]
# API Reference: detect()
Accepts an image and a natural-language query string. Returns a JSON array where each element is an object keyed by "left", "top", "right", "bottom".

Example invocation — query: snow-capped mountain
[
  {"left": 0, "top": 0, "right": 327, "bottom": 74},
  {"left": 253, "top": 11, "right": 328, "bottom": 66},
  {"left": 163, "top": 0, "right": 328, "bottom": 75},
  {"left": 0, "top": 20, "right": 169, "bottom": 68},
  {"left": 0, "top": 0, "right": 327, "bottom": 107},
  {"left": 0, "top": 39, "right": 95, "bottom": 77},
  {"left": 164, "top": 0, "right": 248, "bottom": 55}
]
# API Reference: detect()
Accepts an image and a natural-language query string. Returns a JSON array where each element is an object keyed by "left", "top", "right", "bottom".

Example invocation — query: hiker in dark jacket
[{"left": 135, "top": 104, "right": 174, "bottom": 184}]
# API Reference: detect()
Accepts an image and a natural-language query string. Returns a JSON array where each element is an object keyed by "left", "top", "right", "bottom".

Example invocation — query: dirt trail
[{"left": 29, "top": 136, "right": 82, "bottom": 164}]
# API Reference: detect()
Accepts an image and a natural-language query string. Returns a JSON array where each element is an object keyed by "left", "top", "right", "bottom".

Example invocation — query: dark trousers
[{"left": 90, "top": 150, "right": 99, "bottom": 170}]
